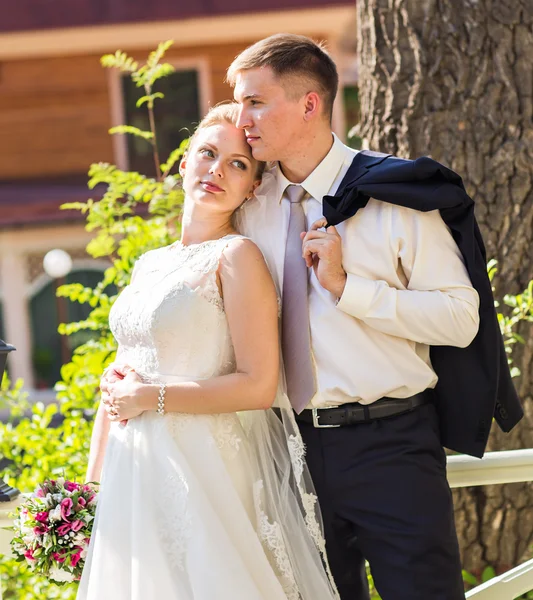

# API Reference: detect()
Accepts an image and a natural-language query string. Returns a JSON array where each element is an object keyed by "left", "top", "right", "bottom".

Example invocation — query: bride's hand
[
  {"left": 101, "top": 370, "right": 148, "bottom": 422},
  {"left": 101, "top": 362, "right": 133, "bottom": 385}
]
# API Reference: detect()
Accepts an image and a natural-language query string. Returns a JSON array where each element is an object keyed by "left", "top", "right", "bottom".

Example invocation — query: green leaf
[
  {"left": 100, "top": 50, "right": 138, "bottom": 73},
  {"left": 108, "top": 125, "right": 154, "bottom": 141},
  {"left": 462, "top": 569, "right": 478, "bottom": 586},
  {"left": 136, "top": 92, "right": 165, "bottom": 108},
  {"left": 481, "top": 566, "right": 496, "bottom": 583},
  {"left": 160, "top": 138, "right": 190, "bottom": 176}
]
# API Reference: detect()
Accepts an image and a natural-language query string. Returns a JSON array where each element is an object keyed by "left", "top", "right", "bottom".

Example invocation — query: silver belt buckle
[{"left": 312, "top": 407, "right": 341, "bottom": 428}]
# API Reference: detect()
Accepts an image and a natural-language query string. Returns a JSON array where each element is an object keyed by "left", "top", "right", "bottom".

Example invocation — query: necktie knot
[{"left": 285, "top": 184, "right": 307, "bottom": 204}]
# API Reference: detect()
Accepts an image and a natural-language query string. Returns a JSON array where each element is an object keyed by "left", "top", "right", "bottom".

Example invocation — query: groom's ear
[{"left": 303, "top": 92, "right": 321, "bottom": 121}]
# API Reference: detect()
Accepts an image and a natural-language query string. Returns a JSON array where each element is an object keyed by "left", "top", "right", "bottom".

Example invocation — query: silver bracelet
[{"left": 157, "top": 382, "right": 167, "bottom": 415}]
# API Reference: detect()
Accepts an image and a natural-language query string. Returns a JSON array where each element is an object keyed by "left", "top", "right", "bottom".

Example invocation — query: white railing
[
  {"left": 446, "top": 449, "right": 533, "bottom": 598},
  {"left": 1, "top": 448, "right": 533, "bottom": 599}
]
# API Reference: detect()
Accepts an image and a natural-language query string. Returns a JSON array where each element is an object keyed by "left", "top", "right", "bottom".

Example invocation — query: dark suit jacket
[{"left": 323, "top": 150, "right": 523, "bottom": 458}]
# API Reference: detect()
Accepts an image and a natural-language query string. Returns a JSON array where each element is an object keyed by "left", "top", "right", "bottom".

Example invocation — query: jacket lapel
[{"left": 323, "top": 150, "right": 391, "bottom": 226}]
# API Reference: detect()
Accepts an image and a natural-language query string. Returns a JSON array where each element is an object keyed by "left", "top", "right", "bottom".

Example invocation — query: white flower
[
  {"left": 42, "top": 534, "right": 53, "bottom": 550},
  {"left": 56, "top": 477, "right": 65, "bottom": 487},
  {"left": 49, "top": 506, "right": 62, "bottom": 522},
  {"left": 49, "top": 566, "right": 75, "bottom": 583},
  {"left": 52, "top": 494, "right": 63, "bottom": 503}
]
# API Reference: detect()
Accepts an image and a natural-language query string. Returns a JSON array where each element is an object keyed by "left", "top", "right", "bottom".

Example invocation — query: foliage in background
[
  {"left": 488, "top": 259, "right": 533, "bottom": 377},
  {"left": 1, "top": 42, "right": 532, "bottom": 599}
]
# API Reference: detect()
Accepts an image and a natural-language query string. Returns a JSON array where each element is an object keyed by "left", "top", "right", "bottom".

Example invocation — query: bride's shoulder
[
  {"left": 219, "top": 236, "right": 274, "bottom": 289},
  {"left": 220, "top": 235, "right": 265, "bottom": 265}
]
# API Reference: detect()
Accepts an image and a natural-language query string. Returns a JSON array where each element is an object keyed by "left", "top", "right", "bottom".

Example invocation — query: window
[
  {"left": 30, "top": 269, "right": 117, "bottom": 389},
  {"left": 121, "top": 69, "right": 201, "bottom": 178}
]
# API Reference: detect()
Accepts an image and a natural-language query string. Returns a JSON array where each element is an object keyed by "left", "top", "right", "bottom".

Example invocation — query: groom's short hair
[{"left": 227, "top": 33, "right": 339, "bottom": 121}]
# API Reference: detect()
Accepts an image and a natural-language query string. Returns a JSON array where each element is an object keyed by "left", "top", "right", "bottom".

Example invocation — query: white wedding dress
[{"left": 77, "top": 235, "right": 338, "bottom": 600}]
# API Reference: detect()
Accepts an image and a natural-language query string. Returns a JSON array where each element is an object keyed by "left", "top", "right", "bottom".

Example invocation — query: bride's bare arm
[
  {"left": 85, "top": 401, "right": 111, "bottom": 483},
  {"left": 105, "top": 239, "right": 280, "bottom": 418},
  {"left": 86, "top": 362, "right": 127, "bottom": 481}
]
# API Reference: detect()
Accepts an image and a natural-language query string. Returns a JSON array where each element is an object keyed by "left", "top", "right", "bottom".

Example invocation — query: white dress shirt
[{"left": 239, "top": 134, "right": 480, "bottom": 408}]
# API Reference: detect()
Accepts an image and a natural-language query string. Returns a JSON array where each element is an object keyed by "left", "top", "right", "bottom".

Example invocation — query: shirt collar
[{"left": 273, "top": 133, "right": 349, "bottom": 204}]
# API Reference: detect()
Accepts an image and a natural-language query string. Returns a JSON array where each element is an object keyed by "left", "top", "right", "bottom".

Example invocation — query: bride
[{"left": 77, "top": 103, "right": 339, "bottom": 600}]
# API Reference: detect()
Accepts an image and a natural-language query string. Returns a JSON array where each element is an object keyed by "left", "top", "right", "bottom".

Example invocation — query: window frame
[{"left": 107, "top": 56, "right": 212, "bottom": 171}]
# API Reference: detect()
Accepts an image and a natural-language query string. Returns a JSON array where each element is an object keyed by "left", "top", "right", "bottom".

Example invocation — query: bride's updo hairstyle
[{"left": 187, "top": 103, "right": 266, "bottom": 181}]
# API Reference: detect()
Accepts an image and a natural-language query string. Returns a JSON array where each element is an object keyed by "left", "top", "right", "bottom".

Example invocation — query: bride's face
[{"left": 180, "top": 122, "right": 260, "bottom": 214}]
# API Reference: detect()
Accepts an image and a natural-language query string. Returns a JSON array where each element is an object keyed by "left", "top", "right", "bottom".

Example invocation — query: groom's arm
[{"left": 303, "top": 205, "right": 480, "bottom": 348}]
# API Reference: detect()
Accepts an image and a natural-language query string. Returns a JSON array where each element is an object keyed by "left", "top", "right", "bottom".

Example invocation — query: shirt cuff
[{"left": 336, "top": 273, "right": 378, "bottom": 318}]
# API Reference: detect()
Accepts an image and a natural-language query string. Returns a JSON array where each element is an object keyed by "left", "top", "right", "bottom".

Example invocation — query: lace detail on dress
[
  {"left": 253, "top": 480, "right": 301, "bottom": 600},
  {"left": 166, "top": 413, "right": 194, "bottom": 436},
  {"left": 156, "top": 471, "right": 192, "bottom": 571},
  {"left": 286, "top": 414, "right": 339, "bottom": 596},
  {"left": 208, "top": 414, "right": 242, "bottom": 458},
  {"left": 287, "top": 434, "right": 305, "bottom": 482},
  {"left": 193, "top": 274, "right": 224, "bottom": 312}
]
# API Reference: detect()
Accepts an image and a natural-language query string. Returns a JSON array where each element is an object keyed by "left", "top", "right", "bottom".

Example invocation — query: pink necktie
[{"left": 281, "top": 185, "right": 316, "bottom": 413}]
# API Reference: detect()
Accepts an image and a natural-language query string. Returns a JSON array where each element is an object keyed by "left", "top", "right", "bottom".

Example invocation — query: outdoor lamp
[
  {"left": 0, "top": 339, "right": 15, "bottom": 380},
  {"left": 0, "top": 339, "right": 21, "bottom": 503}
]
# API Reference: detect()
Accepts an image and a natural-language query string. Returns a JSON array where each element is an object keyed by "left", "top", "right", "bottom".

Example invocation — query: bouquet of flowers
[{"left": 10, "top": 477, "right": 98, "bottom": 584}]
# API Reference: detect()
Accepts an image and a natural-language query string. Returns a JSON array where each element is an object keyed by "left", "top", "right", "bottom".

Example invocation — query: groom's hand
[{"left": 301, "top": 219, "right": 347, "bottom": 298}]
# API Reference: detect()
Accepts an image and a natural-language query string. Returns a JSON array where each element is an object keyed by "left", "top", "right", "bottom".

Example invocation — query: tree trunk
[{"left": 355, "top": 0, "right": 533, "bottom": 579}]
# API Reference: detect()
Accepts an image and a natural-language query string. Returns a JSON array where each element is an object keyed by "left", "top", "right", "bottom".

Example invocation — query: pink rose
[
  {"left": 77, "top": 497, "right": 86, "bottom": 508},
  {"left": 60, "top": 497, "right": 73, "bottom": 520},
  {"left": 70, "top": 520, "right": 84, "bottom": 532},
  {"left": 57, "top": 523, "right": 71, "bottom": 536},
  {"left": 52, "top": 551, "right": 66, "bottom": 563},
  {"left": 65, "top": 481, "right": 80, "bottom": 492},
  {"left": 70, "top": 548, "right": 83, "bottom": 568},
  {"left": 35, "top": 488, "right": 45, "bottom": 498},
  {"left": 35, "top": 512, "right": 49, "bottom": 524}
]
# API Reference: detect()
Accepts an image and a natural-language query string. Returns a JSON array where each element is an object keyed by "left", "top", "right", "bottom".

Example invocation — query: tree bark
[{"left": 355, "top": 0, "right": 533, "bottom": 578}]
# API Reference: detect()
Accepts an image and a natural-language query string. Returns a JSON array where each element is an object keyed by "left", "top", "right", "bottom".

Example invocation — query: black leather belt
[{"left": 295, "top": 391, "right": 432, "bottom": 428}]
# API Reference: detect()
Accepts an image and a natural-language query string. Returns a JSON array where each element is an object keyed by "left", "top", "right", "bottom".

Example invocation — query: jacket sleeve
[{"left": 336, "top": 203, "right": 480, "bottom": 347}]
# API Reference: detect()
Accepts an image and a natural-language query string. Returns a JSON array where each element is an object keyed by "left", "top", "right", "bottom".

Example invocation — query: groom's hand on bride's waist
[{"left": 301, "top": 218, "right": 347, "bottom": 299}]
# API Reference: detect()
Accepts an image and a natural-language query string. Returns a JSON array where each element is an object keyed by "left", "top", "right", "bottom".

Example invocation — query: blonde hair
[
  {"left": 188, "top": 103, "right": 266, "bottom": 179},
  {"left": 227, "top": 33, "right": 338, "bottom": 121}
]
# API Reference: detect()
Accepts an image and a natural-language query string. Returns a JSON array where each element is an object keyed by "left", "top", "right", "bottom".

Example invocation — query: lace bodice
[{"left": 109, "top": 235, "right": 243, "bottom": 383}]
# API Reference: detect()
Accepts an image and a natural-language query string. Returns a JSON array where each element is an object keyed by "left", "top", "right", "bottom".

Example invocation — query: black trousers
[{"left": 298, "top": 402, "right": 465, "bottom": 600}]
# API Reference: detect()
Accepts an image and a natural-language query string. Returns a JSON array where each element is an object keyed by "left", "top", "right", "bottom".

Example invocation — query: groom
[{"left": 228, "top": 34, "right": 487, "bottom": 600}]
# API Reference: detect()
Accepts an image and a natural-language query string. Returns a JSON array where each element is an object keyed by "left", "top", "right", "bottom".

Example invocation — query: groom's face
[{"left": 233, "top": 66, "right": 306, "bottom": 163}]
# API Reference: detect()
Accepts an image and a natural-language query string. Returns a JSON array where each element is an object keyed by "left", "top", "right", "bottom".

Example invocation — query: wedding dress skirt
[{"left": 77, "top": 236, "right": 338, "bottom": 600}]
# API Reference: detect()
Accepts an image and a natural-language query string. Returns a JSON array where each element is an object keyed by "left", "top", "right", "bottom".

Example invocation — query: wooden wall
[{"left": 0, "top": 41, "right": 256, "bottom": 180}]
